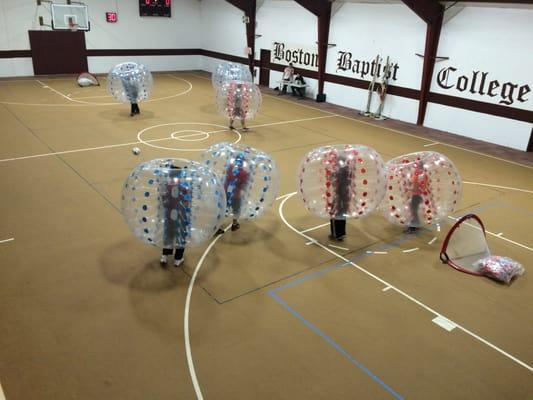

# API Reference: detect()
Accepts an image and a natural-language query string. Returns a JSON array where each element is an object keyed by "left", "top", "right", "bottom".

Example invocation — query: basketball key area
[{"left": 0, "top": 72, "right": 532, "bottom": 399}]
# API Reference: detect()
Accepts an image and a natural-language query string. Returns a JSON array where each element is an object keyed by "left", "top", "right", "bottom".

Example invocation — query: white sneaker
[
  {"left": 174, "top": 258, "right": 184, "bottom": 267},
  {"left": 160, "top": 255, "right": 168, "bottom": 264}
]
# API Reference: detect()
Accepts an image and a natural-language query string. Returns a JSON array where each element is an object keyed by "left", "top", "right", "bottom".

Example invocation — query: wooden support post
[
  {"left": 417, "top": 12, "right": 443, "bottom": 125},
  {"left": 294, "top": 0, "right": 332, "bottom": 102},
  {"left": 226, "top": 0, "right": 257, "bottom": 75}
]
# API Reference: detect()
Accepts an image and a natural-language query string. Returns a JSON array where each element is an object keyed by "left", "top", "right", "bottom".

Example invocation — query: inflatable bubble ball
[
  {"left": 215, "top": 80, "right": 262, "bottom": 121},
  {"left": 121, "top": 158, "right": 226, "bottom": 249},
  {"left": 107, "top": 62, "right": 153, "bottom": 103},
  {"left": 297, "top": 144, "right": 387, "bottom": 219},
  {"left": 381, "top": 151, "right": 462, "bottom": 228},
  {"left": 212, "top": 62, "right": 253, "bottom": 90},
  {"left": 200, "top": 142, "right": 279, "bottom": 220}
]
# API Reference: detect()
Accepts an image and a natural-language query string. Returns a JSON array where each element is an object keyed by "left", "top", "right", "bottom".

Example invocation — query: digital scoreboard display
[{"left": 140, "top": 0, "right": 171, "bottom": 17}]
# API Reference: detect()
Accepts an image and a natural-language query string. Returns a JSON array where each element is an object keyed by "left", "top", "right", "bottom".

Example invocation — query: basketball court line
[
  {"left": 0, "top": 114, "right": 336, "bottom": 163},
  {"left": 2, "top": 74, "right": 192, "bottom": 106},
  {"left": 268, "top": 290, "right": 404, "bottom": 400},
  {"left": 0, "top": 238, "right": 14, "bottom": 244},
  {"left": 300, "top": 222, "right": 330, "bottom": 233},
  {"left": 463, "top": 181, "right": 533, "bottom": 195},
  {"left": 0, "top": 380, "right": 6, "bottom": 400},
  {"left": 278, "top": 193, "right": 533, "bottom": 372}
]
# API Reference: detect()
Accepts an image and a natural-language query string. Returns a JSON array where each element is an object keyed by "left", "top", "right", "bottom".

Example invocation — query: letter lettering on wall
[
  {"left": 336, "top": 52, "right": 352, "bottom": 72},
  {"left": 437, "top": 67, "right": 456, "bottom": 89},
  {"left": 500, "top": 82, "right": 518, "bottom": 106},
  {"left": 487, "top": 80, "right": 500, "bottom": 97},
  {"left": 517, "top": 85, "right": 531, "bottom": 103},
  {"left": 271, "top": 42, "right": 318, "bottom": 71}
]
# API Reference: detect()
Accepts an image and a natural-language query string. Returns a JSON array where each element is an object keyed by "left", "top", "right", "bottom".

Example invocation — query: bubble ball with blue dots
[
  {"left": 107, "top": 62, "right": 153, "bottom": 104},
  {"left": 200, "top": 143, "right": 280, "bottom": 221},
  {"left": 121, "top": 158, "right": 226, "bottom": 249},
  {"left": 212, "top": 62, "right": 253, "bottom": 90}
]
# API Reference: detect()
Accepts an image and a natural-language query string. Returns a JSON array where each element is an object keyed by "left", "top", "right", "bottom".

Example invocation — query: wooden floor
[{"left": 0, "top": 72, "right": 532, "bottom": 400}]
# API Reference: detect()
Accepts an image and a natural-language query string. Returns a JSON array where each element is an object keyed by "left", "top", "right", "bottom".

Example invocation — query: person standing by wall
[{"left": 279, "top": 63, "right": 295, "bottom": 95}]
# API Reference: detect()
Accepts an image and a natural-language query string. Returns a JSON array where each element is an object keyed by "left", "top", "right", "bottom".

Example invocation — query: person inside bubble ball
[
  {"left": 229, "top": 83, "right": 249, "bottom": 132},
  {"left": 330, "top": 157, "right": 351, "bottom": 241},
  {"left": 216, "top": 154, "right": 250, "bottom": 234},
  {"left": 121, "top": 75, "right": 140, "bottom": 117},
  {"left": 407, "top": 160, "right": 428, "bottom": 234},
  {"left": 160, "top": 164, "right": 190, "bottom": 267}
]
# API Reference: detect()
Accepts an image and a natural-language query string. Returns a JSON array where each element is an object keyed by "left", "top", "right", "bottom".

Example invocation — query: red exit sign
[{"left": 106, "top": 12, "right": 118, "bottom": 23}]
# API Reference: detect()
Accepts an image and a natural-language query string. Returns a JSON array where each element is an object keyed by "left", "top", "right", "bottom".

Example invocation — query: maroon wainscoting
[{"left": 28, "top": 30, "right": 88, "bottom": 74}]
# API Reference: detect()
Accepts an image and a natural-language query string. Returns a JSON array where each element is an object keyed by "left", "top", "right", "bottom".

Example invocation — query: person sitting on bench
[
  {"left": 279, "top": 63, "right": 294, "bottom": 95},
  {"left": 291, "top": 74, "right": 306, "bottom": 98}
]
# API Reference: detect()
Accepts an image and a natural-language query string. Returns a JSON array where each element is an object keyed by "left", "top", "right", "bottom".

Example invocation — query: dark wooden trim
[
  {"left": 293, "top": 0, "right": 331, "bottom": 17},
  {"left": 317, "top": 3, "right": 331, "bottom": 98},
  {"left": 201, "top": 49, "right": 249, "bottom": 64},
  {"left": 527, "top": 127, "right": 533, "bottom": 152},
  {"left": 225, "top": 0, "right": 256, "bottom": 75},
  {"left": 86, "top": 48, "right": 201, "bottom": 56},
  {"left": 401, "top": 0, "right": 443, "bottom": 24},
  {"left": 417, "top": 12, "right": 443, "bottom": 125},
  {"left": 325, "top": 73, "right": 420, "bottom": 100},
  {"left": 428, "top": 92, "right": 533, "bottom": 123},
  {"left": 0, "top": 50, "right": 32, "bottom": 58}
]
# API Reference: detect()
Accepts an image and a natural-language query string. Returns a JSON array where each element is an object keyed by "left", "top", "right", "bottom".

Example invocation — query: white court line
[
  {"left": 402, "top": 247, "right": 419, "bottom": 253},
  {"left": 432, "top": 316, "right": 457, "bottom": 332},
  {"left": 71, "top": 95, "right": 113, "bottom": 99},
  {"left": 300, "top": 222, "right": 330, "bottom": 234},
  {"left": 496, "top": 232, "right": 504, "bottom": 237},
  {"left": 448, "top": 216, "right": 532, "bottom": 252},
  {"left": 463, "top": 181, "right": 533, "bottom": 195},
  {"left": 276, "top": 193, "right": 295, "bottom": 201},
  {"left": 428, "top": 237, "right": 437, "bottom": 245},
  {"left": 305, "top": 240, "right": 317, "bottom": 246},
  {"left": 0, "top": 115, "right": 333, "bottom": 163},
  {"left": 423, "top": 142, "right": 440, "bottom": 147},
  {"left": 0, "top": 238, "right": 14, "bottom": 244},
  {"left": 328, "top": 244, "right": 349, "bottom": 251},
  {"left": 184, "top": 224, "right": 231, "bottom": 400},
  {"left": 373, "top": 251, "right": 388, "bottom": 255},
  {"left": 278, "top": 193, "right": 532, "bottom": 372},
  {"left": 36, "top": 80, "right": 76, "bottom": 102},
  {"left": 382, "top": 286, "right": 392, "bottom": 292}
]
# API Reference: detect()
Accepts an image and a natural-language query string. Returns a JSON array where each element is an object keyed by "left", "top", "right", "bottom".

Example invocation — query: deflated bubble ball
[
  {"left": 298, "top": 145, "right": 386, "bottom": 219},
  {"left": 200, "top": 142, "right": 279, "bottom": 220},
  {"left": 107, "top": 62, "right": 153, "bottom": 103},
  {"left": 212, "top": 62, "right": 253, "bottom": 90},
  {"left": 121, "top": 159, "right": 226, "bottom": 249},
  {"left": 381, "top": 151, "right": 462, "bottom": 227},
  {"left": 216, "top": 80, "right": 262, "bottom": 121}
]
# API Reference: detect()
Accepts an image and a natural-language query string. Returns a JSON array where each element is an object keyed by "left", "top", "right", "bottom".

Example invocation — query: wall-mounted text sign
[
  {"left": 271, "top": 42, "right": 318, "bottom": 71},
  {"left": 336, "top": 51, "right": 400, "bottom": 81},
  {"left": 436, "top": 66, "right": 530, "bottom": 106}
]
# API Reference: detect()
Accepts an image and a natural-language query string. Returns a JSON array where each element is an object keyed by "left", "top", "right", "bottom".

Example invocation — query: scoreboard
[{"left": 140, "top": 0, "right": 171, "bottom": 17}]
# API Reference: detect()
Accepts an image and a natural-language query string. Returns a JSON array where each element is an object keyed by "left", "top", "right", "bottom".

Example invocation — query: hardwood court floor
[{"left": 0, "top": 72, "right": 532, "bottom": 400}]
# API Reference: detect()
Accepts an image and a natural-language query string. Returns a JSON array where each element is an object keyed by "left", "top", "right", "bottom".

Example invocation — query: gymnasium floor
[{"left": 0, "top": 72, "right": 531, "bottom": 400}]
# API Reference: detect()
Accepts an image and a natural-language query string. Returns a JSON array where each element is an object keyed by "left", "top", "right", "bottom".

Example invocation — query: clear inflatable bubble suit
[
  {"left": 216, "top": 80, "right": 262, "bottom": 120},
  {"left": 121, "top": 159, "right": 226, "bottom": 249},
  {"left": 212, "top": 62, "right": 253, "bottom": 90},
  {"left": 200, "top": 142, "right": 280, "bottom": 220},
  {"left": 381, "top": 151, "right": 462, "bottom": 227},
  {"left": 107, "top": 62, "right": 153, "bottom": 103},
  {"left": 298, "top": 145, "right": 387, "bottom": 219}
]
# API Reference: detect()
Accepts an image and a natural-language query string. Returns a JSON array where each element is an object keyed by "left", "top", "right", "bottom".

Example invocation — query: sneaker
[
  {"left": 229, "top": 125, "right": 235, "bottom": 130},
  {"left": 160, "top": 255, "right": 168, "bottom": 264},
  {"left": 328, "top": 234, "right": 344, "bottom": 241},
  {"left": 174, "top": 258, "right": 184, "bottom": 267},
  {"left": 242, "top": 127, "right": 249, "bottom": 132},
  {"left": 405, "top": 227, "right": 418, "bottom": 234},
  {"left": 215, "top": 228, "right": 225, "bottom": 235},
  {"left": 130, "top": 113, "right": 134, "bottom": 117},
  {"left": 231, "top": 223, "right": 240, "bottom": 231}
]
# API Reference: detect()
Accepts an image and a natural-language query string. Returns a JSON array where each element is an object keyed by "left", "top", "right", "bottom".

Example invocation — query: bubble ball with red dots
[
  {"left": 381, "top": 151, "right": 462, "bottom": 227},
  {"left": 121, "top": 158, "right": 226, "bottom": 249},
  {"left": 200, "top": 142, "right": 280, "bottom": 221},
  {"left": 211, "top": 62, "right": 253, "bottom": 90},
  {"left": 297, "top": 144, "right": 387, "bottom": 219},
  {"left": 215, "top": 80, "right": 262, "bottom": 121}
]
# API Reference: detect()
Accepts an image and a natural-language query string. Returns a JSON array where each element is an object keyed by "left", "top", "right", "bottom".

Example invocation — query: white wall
[
  {"left": 0, "top": 0, "right": 202, "bottom": 76},
  {"left": 425, "top": 7, "right": 533, "bottom": 150}
]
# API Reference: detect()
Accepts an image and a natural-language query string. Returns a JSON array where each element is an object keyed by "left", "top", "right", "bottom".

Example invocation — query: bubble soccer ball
[
  {"left": 381, "top": 151, "right": 462, "bottom": 227},
  {"left": 121, "top": 159, "right": 226, "bottom": 249},
  {"left": 216, "top": 80, "right": 262, "bottom": 121},
  {"left": 212, "top": 62, "right": 253, "bottom": 90},
  {"left": 107, "top": 62, "right": 153, "bottom": 103},
  {"left": 297, "top": 145, "right": 387, "bottom": 219},
  {"left": 200, "top": 142, "right": 279, "bottom": 220}
]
